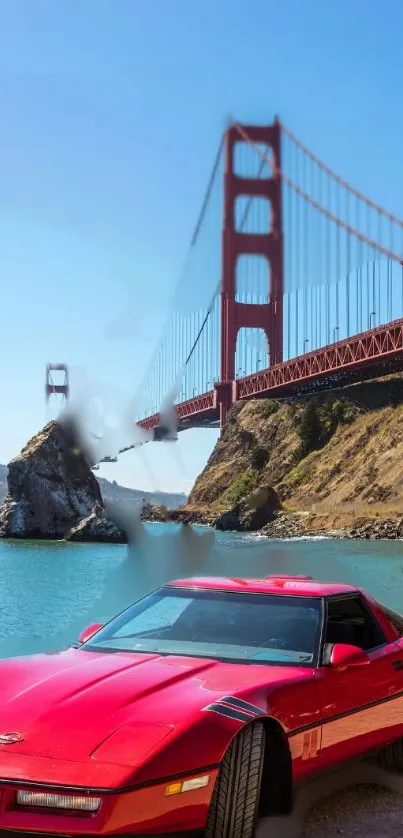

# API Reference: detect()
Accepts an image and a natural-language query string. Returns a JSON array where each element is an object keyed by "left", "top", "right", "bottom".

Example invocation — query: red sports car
[{"left": 1, "top": 574, "right": 403, "bottom": 838}]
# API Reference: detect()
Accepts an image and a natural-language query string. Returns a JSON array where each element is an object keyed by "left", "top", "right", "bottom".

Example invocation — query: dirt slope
[{"left": 189, "top": 375, "right": 403, "bottom": 521}]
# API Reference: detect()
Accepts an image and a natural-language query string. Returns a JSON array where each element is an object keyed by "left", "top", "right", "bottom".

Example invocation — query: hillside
[
  {"left": 189, "top": 374, "right": 403, "bottom": 536},
  {"left": 0, "top": 465, "right": 186, "bottom": 511}
]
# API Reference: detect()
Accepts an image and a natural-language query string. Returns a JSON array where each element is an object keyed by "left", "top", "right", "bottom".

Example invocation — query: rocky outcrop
[
  {"left": 0, "top": 464, "right": 7, "bottom": 505},
  {"left": 65, "top": 503, "right": 126, "bottom": 543},
  {"left": 260, "top": 511, "right": 311, "bottom": 539},
  {"left": 140, "top": 503, "right": 169, "bottom": 522},
  {"left": 345, "top": 517, "right": 403, "bottom": 540},
  {"left": 260, "top": 512, "right": 403, "bottom": 540},
  {"left": 141, "top": 502, "right": 214, "bottom": 526},
  {"left": 0, "top": 422, "right": 120, "bottom": 541},
  {"left": 260, "top": 511, "right": 343, "bottom": 539},
  {"left": 215, "top": 486, "right": 281, "bottom": 532}
]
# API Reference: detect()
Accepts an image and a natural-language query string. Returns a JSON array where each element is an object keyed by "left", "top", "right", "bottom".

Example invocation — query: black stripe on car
[
  {"left": 218, "top": 696, "right": 265, "bottom": 717},
  {"left": 203, "top": 703, "right": 254, "bottom": 723}
]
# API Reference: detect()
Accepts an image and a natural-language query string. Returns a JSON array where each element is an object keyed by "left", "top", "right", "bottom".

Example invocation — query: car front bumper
[{"left": 0, "top": 771, "right": 218, "bottom": 836}]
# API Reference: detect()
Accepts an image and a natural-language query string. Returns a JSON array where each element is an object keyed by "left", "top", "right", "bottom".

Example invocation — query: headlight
[{"left": 16, "top": 791, "right": 101, "bottom": 812}]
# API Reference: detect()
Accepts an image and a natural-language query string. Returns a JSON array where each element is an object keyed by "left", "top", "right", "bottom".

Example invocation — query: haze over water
[{"left": 1, "top": 525, "right": 403, "bottom": 660}]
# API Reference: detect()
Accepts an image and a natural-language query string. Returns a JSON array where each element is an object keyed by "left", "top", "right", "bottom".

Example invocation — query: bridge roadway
[{"left": 137, "top": 316, "right": 403, "bottom": 435}]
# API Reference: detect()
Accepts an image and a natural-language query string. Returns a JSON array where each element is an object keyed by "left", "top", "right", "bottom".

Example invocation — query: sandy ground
[{"left": 257, "top": 759, "right": 403, "bottom": 837}]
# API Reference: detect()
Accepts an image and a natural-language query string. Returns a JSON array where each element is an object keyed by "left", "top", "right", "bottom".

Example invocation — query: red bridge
[{"left": 135, "top": 118, "right": 403, "bottom": 435}]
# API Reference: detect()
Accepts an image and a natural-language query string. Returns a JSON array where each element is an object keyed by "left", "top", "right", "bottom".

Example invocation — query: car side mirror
[
  {"left": 329, "top": 642, "right": 370, "bottom": 669},
  {"left": 78, "top": 623, "right": 103, "bottom": 645}
]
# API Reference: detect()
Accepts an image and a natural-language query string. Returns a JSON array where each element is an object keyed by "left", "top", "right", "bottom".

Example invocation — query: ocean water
[{"left": 0, "top": 525, "right": 403, "bottom": 660}]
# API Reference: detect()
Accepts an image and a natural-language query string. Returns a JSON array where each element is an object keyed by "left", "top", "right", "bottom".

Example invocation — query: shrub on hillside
[
  {"left": 218, "top": 469, "right": 259, "bottom": 507},
  {"left": 251, "top": 446, "right": 269, "bottom": 470},
  {"left": 295, "top": 396, "right": 355, "bottom": 462}
]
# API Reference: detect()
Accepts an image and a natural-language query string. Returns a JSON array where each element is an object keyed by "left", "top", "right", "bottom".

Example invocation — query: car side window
[
  {"left": 380, "top": 605, "right": 403, "bottom": 638},
  {"left": 325, "top": 595, "right": 386, "bottom": 652}
]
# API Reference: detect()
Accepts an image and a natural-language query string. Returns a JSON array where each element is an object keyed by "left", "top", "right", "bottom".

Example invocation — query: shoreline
[
  {"left": 141, "top": 505, "right": 403, "bottom": 542},
  {"left": 2, "top": 508, "right": 403, "bottom": 544}
]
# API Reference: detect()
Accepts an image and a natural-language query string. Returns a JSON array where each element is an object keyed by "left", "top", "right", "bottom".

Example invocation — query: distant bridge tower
[{"left": 45, "top": 363, "right": 69, "bottom": 410}]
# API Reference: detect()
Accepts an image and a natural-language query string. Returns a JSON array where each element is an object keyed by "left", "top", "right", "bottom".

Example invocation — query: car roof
[{"left": 168, "top": 575, "right": 358, "bottom": 598}]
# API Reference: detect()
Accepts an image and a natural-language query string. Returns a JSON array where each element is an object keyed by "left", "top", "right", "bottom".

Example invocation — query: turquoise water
[{"left": 1, "top": 525, "right": 403, "bottom": 659}]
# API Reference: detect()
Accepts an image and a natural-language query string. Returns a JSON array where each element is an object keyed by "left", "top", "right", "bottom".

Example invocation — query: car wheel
[
  {"left": 379, "top": 737, "right": 403, "bottom": 772},
  {"left": 204, "top": 721, "right": 265, "bottom": 838}
]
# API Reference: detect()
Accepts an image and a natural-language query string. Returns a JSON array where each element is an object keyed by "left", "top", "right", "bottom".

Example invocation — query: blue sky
[{"left": 0, "top": 0, "right": 402, "bottom": 495}]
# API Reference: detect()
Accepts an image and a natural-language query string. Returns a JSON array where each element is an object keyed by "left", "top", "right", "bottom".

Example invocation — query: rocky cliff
[
  {"left": 0, "top": 464, "right": 7, "bottom": 505},
  {"left": 0, "top": 466, "right": 186, "bottom": 510},
  {"left": 0, "top": 421, "right": 123, "bottom": 540},
  {"left": 188, "top": 374, "right": 403, "bottom": 537}
]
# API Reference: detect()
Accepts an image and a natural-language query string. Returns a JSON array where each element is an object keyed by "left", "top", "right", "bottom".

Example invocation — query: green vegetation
[
  {"left": 298, "top": 401, "right": 322, "bottom": 459},
  {"left": 295, "top": 396, "right": 356, "bottom": 461},
  {"left": 287, "top": 451, "right": 318, "bottom": 488},
  {"left": 218, "top": 468, "right": 259, "bottom": 507},
  {"left": 261, "top": 401, "right": 280, "bottom": 418}
]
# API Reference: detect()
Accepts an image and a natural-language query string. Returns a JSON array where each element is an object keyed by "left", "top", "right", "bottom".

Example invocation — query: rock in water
[
  {"left": 214, "top": 485, "right": 281, "bottom": 532},
  {"left": 65, "top": 503, "right": 127, "bottom": 543},
  {"left": 0, "top": 421, "right": 103, "bottom": 539}
]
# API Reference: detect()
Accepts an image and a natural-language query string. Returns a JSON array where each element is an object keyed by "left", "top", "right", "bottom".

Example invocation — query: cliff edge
[
  {"left": 188, "top": 374, "right": 403, "bottom": 537},
  {"left": 0, "top": 421, "right": 124, "bottom": 541}
]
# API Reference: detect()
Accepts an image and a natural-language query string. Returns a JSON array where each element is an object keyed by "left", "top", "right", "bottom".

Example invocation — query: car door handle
[{"left": 392, "top": 660, "right": 403, "bottom": 671}]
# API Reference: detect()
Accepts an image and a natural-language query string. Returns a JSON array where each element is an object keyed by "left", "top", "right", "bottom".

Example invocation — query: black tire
[
  {"left": 204, "top": 722, "right": 265, "bottom": 838},
  {"left": 379, "top": 738, "right": 403, "bottom": 772}
]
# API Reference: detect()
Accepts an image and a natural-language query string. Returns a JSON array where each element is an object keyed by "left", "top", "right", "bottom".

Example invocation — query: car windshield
[{"left": 82, "top": 587, "right": 321, "bottom": 666}]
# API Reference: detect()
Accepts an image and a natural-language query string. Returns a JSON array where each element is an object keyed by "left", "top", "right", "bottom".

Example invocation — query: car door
[{"left": 314, "top": 593, "right": 403, "bottom": 769}]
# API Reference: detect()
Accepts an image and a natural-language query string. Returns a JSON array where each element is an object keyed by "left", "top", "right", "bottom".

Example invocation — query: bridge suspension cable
[
  {"left": 235, "top": 122, "right": 403, "bottom": 264},
  {"left": 279, "top": 121, "right": 403, "bottom": 229},
  {"left": 134, "top": 133, "right": 226, "bottom": 419}
]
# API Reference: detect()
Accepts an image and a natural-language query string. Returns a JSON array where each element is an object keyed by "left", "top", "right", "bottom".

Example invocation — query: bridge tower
[
  {"left": 45, "top": 363, "right": 69, "bottom": 407},
  {"left": 216, "top": 119, "right": 283, "bottom": 426}
]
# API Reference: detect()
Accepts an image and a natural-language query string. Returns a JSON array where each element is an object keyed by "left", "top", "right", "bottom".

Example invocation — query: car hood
[{"left": 0, "top": 647, "right": 305, "bottom": 766}]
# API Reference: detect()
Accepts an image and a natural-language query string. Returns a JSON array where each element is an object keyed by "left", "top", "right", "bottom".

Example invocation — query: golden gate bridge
[{"left": 47, "top": 117, "right": 403, "bottom": 452}]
